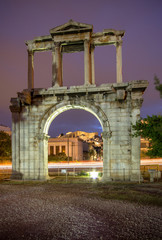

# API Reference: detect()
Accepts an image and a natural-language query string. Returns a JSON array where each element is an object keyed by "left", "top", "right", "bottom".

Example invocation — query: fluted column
[
  {"left": 84, "top": 39, "right": 92, "bottom": 85},
  {"left": 116, "top": 41, "right": 123, "bottom": 83},
  {"left": 52, "top": 43, "right": 62, "bottom": 87},
  {"left": 28, "top": 51, "right": 34, "bottom": 89}
]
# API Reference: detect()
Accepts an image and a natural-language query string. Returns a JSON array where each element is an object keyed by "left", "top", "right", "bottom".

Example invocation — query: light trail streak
[{"left": 0, "top": 159, "right": 162, "bottom": 170}]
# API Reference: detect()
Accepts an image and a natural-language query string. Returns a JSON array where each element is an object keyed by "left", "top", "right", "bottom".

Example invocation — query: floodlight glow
[{"left": 90, "top": 171, "right": 98, "bottom": 179}]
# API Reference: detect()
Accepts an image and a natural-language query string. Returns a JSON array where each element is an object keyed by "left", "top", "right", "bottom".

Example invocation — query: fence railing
[{"left": 0, "top": 167, "right": 161, "bottom": 183}]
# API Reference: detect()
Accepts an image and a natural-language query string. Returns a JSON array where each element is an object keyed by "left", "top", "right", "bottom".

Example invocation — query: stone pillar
[
  {"left": 52, "top": 43, "right": 63, "bottom": 87},
  {"left": 28, "top": 51, "right": 34, "bottom": 89},
  {"left": 101, "top": 130, "right": 112, "bottom": 181},
  {"left": 116, "top": 41, "right": 123, "bottom": 83},
  {"left": 91, "top": 45, "right": 95, "bottom": 85},
  {"left": 38, "top": 133, "right": 49, "bottom": 180},
  {"left": 84, "top": 40, "right": 92, "bottom": 85},
  {"left": 131, "top": 99, "right": 143, "bottom": 181}
]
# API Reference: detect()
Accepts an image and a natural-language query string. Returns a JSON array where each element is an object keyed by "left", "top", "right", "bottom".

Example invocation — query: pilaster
[
  {"left": 38, "top": 133, "right": 49, "bottom": 180},
  {"left": 101, "top": 130, "right": 112, "bottom": 181},
  {"left": 130, "top": 98, "right": 143, "bottom": 181}
]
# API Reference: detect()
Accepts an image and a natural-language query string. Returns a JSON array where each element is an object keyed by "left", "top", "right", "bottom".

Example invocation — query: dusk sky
[{"left": 0, "top": 0, "right": 162, "bottom": 137}]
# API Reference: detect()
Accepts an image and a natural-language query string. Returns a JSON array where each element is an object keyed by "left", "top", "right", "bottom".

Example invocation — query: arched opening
[
  {"left": 43, "top": 105, "right": 104, "bottom": 135},
  {"left": 40, "top": 103, "right": 109, "bottom": 178},
  {"left": 46, "top": 107, "right": 103, "bottom": 162},
  {"left": 48, "top": 109, "right": 102, "bottom": 137},
  {"left": 37, "top": 100, "right": 111, "bottom": 181},
  {"left": 48, "top": 109, "right": 103, "bottom": 163}
]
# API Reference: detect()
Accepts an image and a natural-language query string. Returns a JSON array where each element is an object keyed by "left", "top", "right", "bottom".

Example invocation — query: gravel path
[{"left": 0, "top": 183, "right": 162, "bottom": 240}]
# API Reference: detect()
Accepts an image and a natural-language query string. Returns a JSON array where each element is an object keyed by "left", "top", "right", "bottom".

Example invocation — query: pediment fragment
[{"left": 50, "top": 19, "right": 93, "bottom": 35}]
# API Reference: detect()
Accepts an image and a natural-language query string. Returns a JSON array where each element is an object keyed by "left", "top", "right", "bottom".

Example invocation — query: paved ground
[{"left": 0, "top": 183, "right": 162, "bottom": 240}]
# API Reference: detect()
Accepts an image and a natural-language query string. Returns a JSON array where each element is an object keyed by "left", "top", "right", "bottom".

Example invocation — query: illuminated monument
[{"left": 10, "top": 20, "right": 148, "bottom": 181}]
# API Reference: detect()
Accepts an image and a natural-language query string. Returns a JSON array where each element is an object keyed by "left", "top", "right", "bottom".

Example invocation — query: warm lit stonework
[
  {"left": 48, "top": 137, "right": 83, "bottom": 161},
  {"left": 10, "top": 20, "right": 148, "bottom": 181}
]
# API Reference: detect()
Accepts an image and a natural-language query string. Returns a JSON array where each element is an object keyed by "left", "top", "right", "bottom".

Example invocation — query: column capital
[
  {"left": 91, "top": 44, "right": 95, "bottom": 50},
  {"left": 10, "top": 98, "right": 22, "bottom": 113},
  {"left": 27, "top": 49, "right": 34, "bottom": 55},
  {"left": 10, "top": 105, "right": 22, "bottom": 113},
  {"left": 54, "top": 42, "right": 61, "bottom": 49},
  {"left": 84, "top": 39, "right": 90, "bottom": 44},
  {"left": 36, "top": 133, "right": 50, "bottom": 141},
  {"left": 115, "top": 40, "right": 123, "bottom": 47},
  {"left": 131, "top": 98, "right": 143, "bottom": 109},
  {"left": 102, "top": 131, "right": 112, "bottom": 139}
]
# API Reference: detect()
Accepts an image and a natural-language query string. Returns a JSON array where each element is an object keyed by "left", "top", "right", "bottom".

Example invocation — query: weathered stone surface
[
  {"left": 10, "top": 81, "right": 148, "bottom": 181},
  {"left": 10, "top": 21, "right": 149, "bottom": 181},
  {"left": 116, "top": 89, "right": 126, "bottom": 100}
]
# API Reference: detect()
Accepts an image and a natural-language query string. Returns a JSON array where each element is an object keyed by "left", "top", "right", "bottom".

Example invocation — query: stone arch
[
  {"left": 36, "top": 100, "right": 112, "bottom": 181},
  {"left": 39, "top": 100, "right": 111, "bottom": 136}
]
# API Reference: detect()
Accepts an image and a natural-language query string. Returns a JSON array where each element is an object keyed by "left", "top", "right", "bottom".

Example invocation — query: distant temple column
[
  {"left": 84, "top": 40, "right": 92, "bottom": 85},
  {"left": 91, "top": 45, "right": 95, "bottom": 85},
  {"left": 28, "top": 51, "right": 34, "bottom": 89},
  {"left": 116, "top": 41, "right": 123, "bottom": 83},
  {"left": 52, "top": 43, "right": 63, "bottom": 87}
]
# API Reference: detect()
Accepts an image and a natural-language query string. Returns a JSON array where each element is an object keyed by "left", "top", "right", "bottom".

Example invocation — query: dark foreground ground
[{"left": 0, "top": 180, "right": 162, "bottom": 240}]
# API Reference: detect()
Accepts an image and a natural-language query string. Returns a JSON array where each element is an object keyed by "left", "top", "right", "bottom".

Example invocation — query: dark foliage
[
  {"left": 0, "top": 131, "right": 11, "bottom": 156},
  {"left": 154, "top": 75, "right": 162, "bottom": 98},
  {"left": 132, "top": 115, "right": 162, "bottom": 157}
]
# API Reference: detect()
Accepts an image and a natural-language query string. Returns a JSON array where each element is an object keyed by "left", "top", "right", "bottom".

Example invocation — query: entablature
[
  {"left": 25, "top": 20, "right": 125, "bottom": 53},
  {"left": 10, "top": 80, "right": 148, "bottom": 112},
  {"left": 25, "top": 20, "right": 126, "bottom": 89},
  {"left": 26, "top": 80, "right": 148, "bottom": 97}
]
